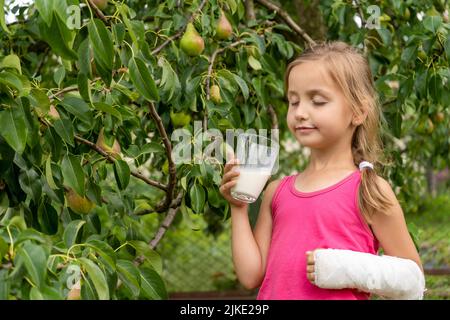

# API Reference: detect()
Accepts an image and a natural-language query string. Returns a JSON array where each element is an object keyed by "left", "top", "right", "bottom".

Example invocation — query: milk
[{"left": 231, "top": 167, "right": 272, "bottom": 203}]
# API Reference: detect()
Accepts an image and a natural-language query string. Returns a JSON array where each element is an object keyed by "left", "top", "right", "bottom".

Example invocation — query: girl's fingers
[
  {"left": 224, "top": 158, "right": 239, "bottom": 173},
  {"left": 219, "top": 180, "right": 237, "bottom": 193},
  {"left": 307, "top": 272, "right": 315, "bottom": 284},
  {"left": 223, "top": 170, "right": 240, "bottom": 182},
  {"left": 307, "top": 265, "right": 315, "bottom": 273},
  {"left": 306, "top": 251, "right": 315, "bottom": 265}
]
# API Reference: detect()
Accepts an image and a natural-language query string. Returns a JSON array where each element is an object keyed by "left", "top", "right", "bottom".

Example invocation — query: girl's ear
[{"left": 352, "top": 106, "right": 369, "bottom": 126}]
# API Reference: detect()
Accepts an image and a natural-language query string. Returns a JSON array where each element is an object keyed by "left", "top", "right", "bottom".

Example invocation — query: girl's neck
[{"left": 305, "top": 143, "right": 357, "bottom": 174}]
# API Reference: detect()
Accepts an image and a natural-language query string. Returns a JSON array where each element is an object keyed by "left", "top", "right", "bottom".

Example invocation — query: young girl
[{"left": 219, "top": 41, "right": 424, "bottom": 300}]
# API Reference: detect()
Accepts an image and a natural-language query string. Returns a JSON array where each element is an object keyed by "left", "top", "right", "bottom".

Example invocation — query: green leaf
[
  {"left": 158, "top": 56, "right": 181, "bottom": 102},
  {"left": 92, "top": 102, "right": 122, "bottom": 121},
  {"left": 38, "top": 202, "right": 59, "bottom": 235},
  {"left": 0, "top": 71, "right": 24, "bottom": 93},
  {"left": 423, "top": 16, "right": 442, "bottom": 34},
  {"left": 45, "top": 156, "right": 58, "bottom": 190},
  {"left": 0, "top": 106, "right": 28, "bottom": 154},
  {"left": 17, "top": 242, "right": 48, "bottom": 289},
  {"left": 428, "top": 73, "right": 442, "bottom": 104},
  {"left": 128, "top": 57, "right": 159, "bottom": 102},
  {"left": 139, "top": 267, "right": 167, "bottom": 300},
  {"left": 61, "top": 154, "right": 85, "bottom": 196},
  {"left": 79, "top": 257, "right": 110, "bottom": 300},
  {"left": 189, "top": 183, "right": 205, "bottom": 214},
  {"left": 77, "top": 72, "right": 92, "bottom": 102},
  {"left": 85, "top": 239, "right": 116, "bottom": 273},
  {"left": 0, "top": 270, "right": 10, "bottom": 299},
  {"left": 30, "top": 88, "right": 50, "bottom": 114},
  {"left": 35, "top": 0, "right": 54, "bottom": 26},
  {"left": 113, "top": 159, "right": 130, "bottom": 190},
  {"left": 53, "top": 66, "right": 65, "bottom": 87},
  {"left": 52, "top": 119, "right": 75, "bottom": 147},
  {"left": 0, "top": 0, "right": 10, "bottom": 34},
  {"left": 88, "top": 19, "right": 114, "bottom": 85},
  {"left": 38, "top": 12, "right": 78, "bottom": 61},
  {"left": 127, "top": 240, "right": 162, "bottom": 274},
  {"left": 63, "top": 220, "right": 86, "bottom": 248},
  {"left": 18, "top": 168, "right": 42, "bottom": 202},
  {"left": 0, "top": 54, "right": 22, "bottom": 74},
  {"left": 232, "top": 73, "right": 249, "bottom": 100},
  {"left": 116, "top": 259, "right": 140, "bottom": 297},
  {"left": 248, "top": 55, "right": 262, "bottom": 70},
  {"left": 0, "top": 237, "right": 7, "bottom": 263},
  {"left": 59, "top": 95, "right": 93, "bottom": 125}
]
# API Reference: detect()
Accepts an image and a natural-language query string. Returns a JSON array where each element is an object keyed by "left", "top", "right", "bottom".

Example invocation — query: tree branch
[
  {"left": 267, "top": 104, "right": 278, "bottom": 130},
  {"left": 73, "top": 135, "right": 168, "bottom": 191},
  {"left": 148, "top": 102, "right": 177, "bottom": 213},
  {"left": 134, "top": 191, "right": 184, "bottom": 265},
  {"left": 245, "top": 0, "right": 256, "bottom": 21},
  {"left": 86, "top": 0, "right": 109, "bottom": 25},
  {"left": 151, "top": 0, "right": 208, "bottom": 55},
  {"left": 255, "top": 0, "right": 316, "bottom": 47}
]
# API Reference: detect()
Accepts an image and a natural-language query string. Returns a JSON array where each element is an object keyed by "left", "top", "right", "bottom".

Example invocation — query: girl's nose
[{"left": 294, "top": 103, "right": 309, "bottom": 120}]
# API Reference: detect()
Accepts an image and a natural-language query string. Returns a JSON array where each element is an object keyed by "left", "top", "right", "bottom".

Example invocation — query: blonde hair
[{"left": 284, "top": 41, "right": 392, "bottom": 222}]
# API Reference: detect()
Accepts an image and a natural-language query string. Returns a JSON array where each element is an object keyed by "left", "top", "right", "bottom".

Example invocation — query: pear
[
  {"left": 170, "top": 110, "right": 191, "bottom": 128},
  {"left": 96, "top": 128, "right": 121, "bottom": 159},
  {"left": 210, "top": 85, "right": 222, "bottom": 104},
  {"left": 92, "top": 0, "right": 108, "bottom": 10},
  {"left": 66, "top": 188, "right": 95, "bottom": 215},
  {"left": 215, "top": 11, "right": 232, "bottom": 40},
  {"left": 67, "top": 280, "right": 81, "bottom": 300},
  {"left": 180, "top": 23, "right": 205, "bottom": 56},
  {"left": 48, "top": 104, "right": 60, "bottom": 120}
]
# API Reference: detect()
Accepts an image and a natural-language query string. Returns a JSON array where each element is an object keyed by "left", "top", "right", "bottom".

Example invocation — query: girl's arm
[
  {"left": 231, "top": 179, "right": 280, "bottom": 290},
  {"left": 370, "top": 176, "right": 423, "bottom": 272}
]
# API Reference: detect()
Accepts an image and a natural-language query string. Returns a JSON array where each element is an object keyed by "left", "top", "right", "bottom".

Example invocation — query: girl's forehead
[{"left": 288, "top": 61, "right": 338, "bottom": 94}]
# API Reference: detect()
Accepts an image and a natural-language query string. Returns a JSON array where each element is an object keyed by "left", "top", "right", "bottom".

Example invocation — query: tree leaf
[
  {"left": 0, "top": 54, "right": 22, "bottom": 74},
  {"left": 88, "top": 19, "right": 114, "bottom": 85},
  {"left": 0, "top": 0, "right": 10, "bottom": 34},
  {"left": 45, "top": 156, "right": 58, "bottom": 190},
  {"left": 116, "top": 259, "right": 140, "bottom": 297},
  {"left": 38, "top": 12, "right": 77, "bottom": 61},
  {"left": 35, "top": 0, "right": 54, "bottom": 26},
  {"left": 85, "top": 239, "right": 116, "bottom": 273},
  {"left": 113, "top": 159, "right": 130, "bottom": 190},
  {"left": 63, "top": 220, "right": 86, "bottom": 248},
  {"left": 423, "top": 16, "right": 442, "bottom": 34},
  {"left": 59, "top": 95, "right": 93, "bottom": 125},
  {"left": 189, "top": 183, "right": 205, "bottom": 214},
  {"left": 18, "top": 168, "right": 42, "bottom": 202},
  {"left": 128, "top": 57, "right": 159, "bottom": 102},
  {"left": 127, "top": 240, "right": 162, "bottom": 274},
  {"left": 139, "top": 267, "right": 167, "bottom": 300},
  {"left": 248, "top": 55, "right": 262, "bottom": 70},
  {"left": 52, "top": 119, "right": 75, "bottom": 147},
  {"left": 78, "top": 257, "right": 110, "bottom": 300},
  {"left": 17, "top": 242, "right": 48, "bottom": 289},
  {"left": 61, "top": 154, "right": 85, "bottom": 196},
  {"left": 232, "top": 73, "right": 249, "bottom": 100},
  {"left": 0, "top": 106, "right": 28, "bottom": 154}
]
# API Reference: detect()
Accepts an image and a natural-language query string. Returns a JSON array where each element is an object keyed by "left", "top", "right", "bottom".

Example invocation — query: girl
[{"left": 219, "top": 41, "right": 424, "bottom": 300}]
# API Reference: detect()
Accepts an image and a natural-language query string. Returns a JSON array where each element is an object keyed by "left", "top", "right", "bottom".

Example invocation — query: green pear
[
  {"left": 170, "top": 110, "right": 191, "bottom": 127},
  {"left": 180, "top": 23, "right": 205, "bottom": 56},
  {"left": 210, "top": 85, "right": 222, "bottom": 104},
  {"left": 215, "top": 11, "right": 232, "bottom": 40},
  {"left": 96, "top": 128, "right": 121, "bottom": 159},
  {"left": 66, "top": 188, "right": 95, "bottom": 215},
  {"left": 92, "top": 0, "right": 108, "bottom": 10}
]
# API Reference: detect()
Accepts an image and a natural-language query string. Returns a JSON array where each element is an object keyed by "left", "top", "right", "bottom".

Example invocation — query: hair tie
[{"left": 359, "top": 161, "right": 374, "bottom": 171}]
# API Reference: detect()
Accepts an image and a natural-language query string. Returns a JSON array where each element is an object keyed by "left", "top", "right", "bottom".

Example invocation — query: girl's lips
[{"left": 296, "top": 126, "right": 317, "bottom": 133}]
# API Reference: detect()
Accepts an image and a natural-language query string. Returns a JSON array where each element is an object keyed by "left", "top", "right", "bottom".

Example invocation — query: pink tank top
[{"left": 256, "top": 170, "right": 379, "bottom": 300}]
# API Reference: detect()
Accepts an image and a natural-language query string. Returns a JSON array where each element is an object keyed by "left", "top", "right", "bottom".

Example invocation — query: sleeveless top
[{"left": 256, "top": 170, "right": 380, "bottom": 300}]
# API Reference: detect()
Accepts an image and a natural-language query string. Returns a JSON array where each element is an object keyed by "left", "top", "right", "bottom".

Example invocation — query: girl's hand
[
  {"left": 219, "top": 157, "right": 248, "bottom": 210},
  {"left": 306, "top": 250, "right": 317, "bottom": 285}
]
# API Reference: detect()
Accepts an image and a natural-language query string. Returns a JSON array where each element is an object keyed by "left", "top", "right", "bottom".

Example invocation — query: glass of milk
[{"left": 230, "top": 133, "right": 279, "bottom": 203}]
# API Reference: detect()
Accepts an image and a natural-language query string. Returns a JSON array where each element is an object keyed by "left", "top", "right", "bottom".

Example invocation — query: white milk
[{"left": 231, "top": 167, "right": 272, "bottom": 203}]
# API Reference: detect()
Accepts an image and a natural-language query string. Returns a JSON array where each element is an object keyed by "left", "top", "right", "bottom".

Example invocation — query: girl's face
[{"left": 286, "top": 61, "right": 356, "bottom": 149}]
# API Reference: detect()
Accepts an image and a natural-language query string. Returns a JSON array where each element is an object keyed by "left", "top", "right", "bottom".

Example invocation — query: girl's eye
[
  {"left": 290, "top": 101, "right": 299, "bottom": 107},
  {"left": 312, "top": 100, "right": 327, "bottom": 106}
]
